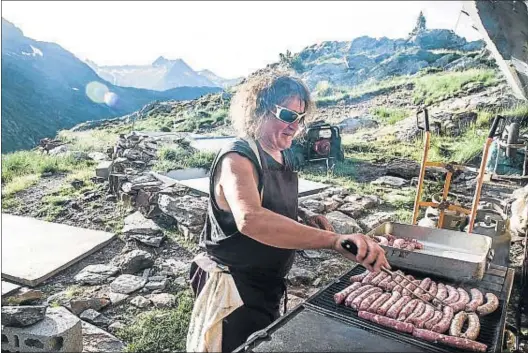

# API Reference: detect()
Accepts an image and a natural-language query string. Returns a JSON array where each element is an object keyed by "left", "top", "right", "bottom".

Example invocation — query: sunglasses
[{"left": 271, "top": 104, "right": 307, "bottom": 124}]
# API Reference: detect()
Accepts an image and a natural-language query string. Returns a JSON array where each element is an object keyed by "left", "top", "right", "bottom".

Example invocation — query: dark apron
[{"left": 189, "top": 138, "right": 299, "bottom": 353}]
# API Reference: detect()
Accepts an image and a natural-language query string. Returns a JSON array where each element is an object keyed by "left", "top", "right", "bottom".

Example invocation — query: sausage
[
  {"left": 362, "top": 272, "right": 379, "bottom": 284},
  {"left": 397, "top": 299, "right": 419, "bottom": 321},
  {"left": 392, "top": 238, "right": 406, "bottom": 248},
  {"left": 385, "top": 234, "right": 396, "bottom": 243},
  {"left": 431, "top": 305, "right": 454, "bottom": 333},
  {"left": 450, "top": 288, "right": 471, "bottom": 313},
  {"left": 358, "top": 311, "right": 414, "bottom": 334},
  {"left": 438, "top": 335, "right": 487, "bottom": 352},
  {"left": 386, "top": 296, "right": 412, "bottom": 319},
  {"left": 444, "top": 285, "right": 460, "bottom": 304},
  {"left": 368, "top": 293, "right": 391, "bottom": 313},
  {"left": 345, "top": 285, "right": 373, "bottom": 306},
  {"left": 370, "top": 272, "right": 389, "bottom": 286},
  {"left": 403, "top": 280, "right": 421, "bottom": 297},
  {"left": 374, "top": 236, "right": 389, "bottom": 246},
  {"left": 359, "top": 291, "right": 383, "bottom": 311},
  {"left": 424, "top": 310, "right": 443, "bottom": 330},
  {"left": 414, "top": 304, "right": 435, "bottom": 328},
  {"left": 414, "top": 278, "right": 431, "bottom": 297},
  {"left": 394, "top": 275, "right": 413, "bottom": 294},
  {"left": 405, "top": 301, "right": 425, "bottom": 324},
  {"left": 449, "top": 311, "right": 468, "bottom": 337},
  {"left": 461, "top": 312, "right": 480, "bottom": 340},
  {"left": 377, "top": 291, "right": 402, "bottom": 315},
  {"left": 477, "top": 293, "right": 499, "bottom": 316},
  {"left": 403, "top": 242, "right": 417, "bottom": 251},
  {"left": 351, "top": 287, "right": 382, "bottom": 311},
  {"left": 350, "top": 270, "right": 370, "bottom": 283},
  {"left": 436, "top": 283, "right": 448, "bottom": 301},
  {"left": 378, "top": 275, "right": 393, "bottom": 290},
  {"left": 385, "top": 270, "right": 404, "bottom": 291},
  {"left": 334, "top": 282, "right": 363, "bottom": 304},
  {"left": 424, "top": 281, "right": 437, "bottom": 301},
  {"left": 466, "top": 288, "right": 484, "bottom": 312},
  {"left": 413, "top": 328, "right": 487, "bottom": 352}
]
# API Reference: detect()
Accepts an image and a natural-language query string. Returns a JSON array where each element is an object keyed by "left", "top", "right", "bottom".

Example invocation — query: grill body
[{"left": 234, "top": 264, "right": 514, "bottom": 353}]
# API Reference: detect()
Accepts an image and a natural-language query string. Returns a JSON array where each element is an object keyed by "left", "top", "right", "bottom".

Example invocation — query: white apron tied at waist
[{"left": 186, "top": 252, "right": 244, "bottom": 353}]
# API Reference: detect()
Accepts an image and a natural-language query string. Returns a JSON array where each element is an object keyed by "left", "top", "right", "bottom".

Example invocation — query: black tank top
[{"left": 200, "top": 138, "right": 298, "bottom": 279}]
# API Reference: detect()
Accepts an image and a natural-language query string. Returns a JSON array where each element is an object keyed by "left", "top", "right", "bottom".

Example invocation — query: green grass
[
  {"left": 153, "top": 145, "right": 216, "bottom": 172},
  {"left": 412, "top": 69, "right": 499, "bottom": 105},
  {"left": 58, "top": 129, "right": 119, "bottom": 153},
  {"left": 370, "top": 107, "right": 411, "bottom": 125},
  {"left": 37, "top": 194, "right": 71, "bottom": 221},
  {"left": 116, "top": 291, "right": 194, "bottom": 352}
]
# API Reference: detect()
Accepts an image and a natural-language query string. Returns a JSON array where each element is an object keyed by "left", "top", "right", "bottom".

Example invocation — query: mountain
[
  {"left": 87, "top": 57, "right": 239, "bottom": 91},
  {"left": 1, "top": 19, "right": 221, "bottom": 152},
  {"left": 196, "top": 69, "right": 243, "bottom": 89}
]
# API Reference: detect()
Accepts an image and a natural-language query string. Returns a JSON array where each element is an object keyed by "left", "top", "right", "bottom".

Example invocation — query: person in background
[{"left": 186, "top": 72, "right": 390, "bottom": 353}]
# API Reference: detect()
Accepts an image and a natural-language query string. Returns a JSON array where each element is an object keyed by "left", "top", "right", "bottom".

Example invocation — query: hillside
[
  {"left": 86, "top": 57, "right": 238, "bottom": 90},
  {"left": 1, "top": 19, "right": 221, "bottom": 152}
]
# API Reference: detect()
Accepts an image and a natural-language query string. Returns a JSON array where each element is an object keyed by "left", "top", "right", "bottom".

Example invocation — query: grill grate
[{"left": 305, "top": 265, "right": 513, "bottom": 353}]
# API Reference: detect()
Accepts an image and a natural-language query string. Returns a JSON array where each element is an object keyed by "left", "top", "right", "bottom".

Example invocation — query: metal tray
[{"left": 366, "top": 222, "right": 493, "bottom": 281}]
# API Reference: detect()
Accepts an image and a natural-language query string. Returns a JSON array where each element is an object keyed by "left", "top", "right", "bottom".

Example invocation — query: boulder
[
  {"left": 359, "top": 212, "right": 396, "bottom": 231},
  {"left": 148, "top": 293, "right": 176, "bottom": 308},
  {"left": 122, "top": 211, "right": 162, "bottom": 235},
  {"left": 325, "top": 211, "right": 362, "bottom": 234},
  {"left": 110, "top": 275, "right": 147, "bottom": 295},
  {"left": 80, "top": 309, "right": 112, "bottom": 328},
  {"left": 372, "top": 176, "right": 407, "bottom": 187},
  {"left": 111, "top": 249, "right": 154, "bottom": 274},
  {"left": 130, "top": 296, "right": 151, "bottom": 308},
  {"left": 74, "top": 264, "right": 120, "bottom": 285},
  {"left": 70, "top": 297, "right": 111, "bottom": 316},
  {"left": 287, "top": 266, "right": 316, "bottom": 286},
  {"left": 1, "top": 305, "right": 47, "bottom": 327}
]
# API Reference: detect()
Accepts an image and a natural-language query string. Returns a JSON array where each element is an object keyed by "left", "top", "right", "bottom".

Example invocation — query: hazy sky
[{"left": 2, "top": 1, "right": 482, "bottom": 78}]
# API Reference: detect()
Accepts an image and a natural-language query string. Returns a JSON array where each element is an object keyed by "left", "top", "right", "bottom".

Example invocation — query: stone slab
[
  {"left": 2, "top": 281, "right": 21, "bottom": 296},
  {"left": 173, "top": 177, "right": 329, "bottom": 197},
  {"left": 1, "top": 214, "right": 115, "bottom": 287}
]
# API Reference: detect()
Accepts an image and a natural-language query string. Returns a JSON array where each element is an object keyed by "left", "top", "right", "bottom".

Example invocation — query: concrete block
[
  {"left": 1, "top": 306, "right": 82, "bottom": 352},
  {"left": 96, "top": 161, "right": 113, "bottom": 180}
]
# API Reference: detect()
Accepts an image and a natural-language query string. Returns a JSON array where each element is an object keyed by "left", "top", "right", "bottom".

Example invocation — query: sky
[{"left": 2, "top": 1, "right": 483, "bottom": 79}]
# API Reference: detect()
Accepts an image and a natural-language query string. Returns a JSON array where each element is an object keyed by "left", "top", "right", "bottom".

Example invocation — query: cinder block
[
  {"left": 96, "top": 161, "right": 113, "bottom": 180},
  {"left": 1, "top": 307, "right": 82, "bottom": 352}
]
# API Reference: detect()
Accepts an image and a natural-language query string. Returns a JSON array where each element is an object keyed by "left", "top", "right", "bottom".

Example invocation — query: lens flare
[
  {"left": 85, "top": 81, "right": 109, "bottom": 103},
  {"left": 104, "top": 92, "right": 119, "bottom": 107}
]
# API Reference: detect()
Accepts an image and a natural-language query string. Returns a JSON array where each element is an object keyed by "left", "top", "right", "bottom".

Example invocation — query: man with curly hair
[{"left": 186, "top": 72, "right": 389, "bottom": 352}]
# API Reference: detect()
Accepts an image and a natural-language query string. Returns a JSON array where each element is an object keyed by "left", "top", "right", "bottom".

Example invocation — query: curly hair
[{"left": 229, "top": 71, "right": 315, "bottom": 140}]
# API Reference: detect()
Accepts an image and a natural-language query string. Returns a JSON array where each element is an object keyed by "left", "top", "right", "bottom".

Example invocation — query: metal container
[{"left": 366, "top": 222, "right": 493, "bottom": 281}]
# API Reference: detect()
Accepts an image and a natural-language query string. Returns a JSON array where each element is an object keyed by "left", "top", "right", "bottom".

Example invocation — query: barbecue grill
[{"left": 233, "top": 264, "right": 514, "bottom": 353}]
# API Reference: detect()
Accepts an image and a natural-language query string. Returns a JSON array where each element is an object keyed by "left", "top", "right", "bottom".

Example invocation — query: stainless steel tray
[{"left": 366, "top": 222, "right": 494, "bottom": 281}]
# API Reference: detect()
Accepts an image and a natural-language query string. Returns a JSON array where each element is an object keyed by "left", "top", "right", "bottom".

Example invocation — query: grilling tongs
[{"left": 341, "top": 239, "right": 449, "bottom": 308}]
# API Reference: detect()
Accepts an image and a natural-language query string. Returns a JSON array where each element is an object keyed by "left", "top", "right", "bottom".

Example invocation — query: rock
[
  {"left": 300, "top": 199, "right": 325, "bottom": 213},
  {"left": 173, "top": 276, "right": 187, "bottom": 287},
  {"left": 110, "top": 275, "right": 147, "bottom": 294},
  {"left": 385, "top": 159, "right": 420, "bottom": 179},
  {"left": 80, "top": 309, "right": 112, "bottom": 328},
  {"left": 313, "top": 278, "right": 322, "bottom": 287},
  {"left": 285, "top": 294, "right": 305, "bottom": 312},
  {"left": 122, "top": 211, "right": 162, "bottom": 235},
  {"left": 2, "top": 287, "right": 43, "bottom": 305},
  {"left": 161, "top": 259, "right": 190, "bottom": 276},
  {"left": 372, "top": 176, "right": 407, "bottom": 187},
  {"left": 70, "top": 297, "right": 111, "bottom": 316},
  {"left": 131, "top": 296, "right": 151, "bottom": 308},
  {"left": 1, "top": 305, "right": 47, "bottom": 327},
  {"left": 105, "top": 194, "right": 117, "bottom": 202},
  {"left": 108, "top": 321, "right": 125, "bottom": 333},
  {"left": 107, "top": 292, "right": 129, "bottom": 306},
  {"left": 142, "top": 268, "right": 152, "bottom": 279},
  {"left": 74, "top": 264, "right": 120, "bottom": 285},
  {"left": 318, "top": 258, "right": 351, "bottom": 278},
  {"left": 148, "top": 293, "right": 176, "bottom": 308},
  {"left": 111, "top": 249, "right": 154, "bottom": 274},
  {"left": 158, "top": 194, "right": 208, "bottom": 241},
  {"left": 145, "top": 278, "right": 168, "bottom": 291},
  {"left": 287, "top": 266, "right": 316, "bottom": 286},
  {"left": 45, "top": 291, "right": 71, "bottom": 308},
  {"left": 49, "top": 145, "right": 69, "bottom": 155},
  {"left": 359, "top": 212, "right": 396, "bottom": 231},
  {"left": 337, "top": 117, "right": 378, "bottom": 133},
  {"left": 70, "top": 151, "right": 91, "bottom": 161},
  {"left": 88, "top": 151, "right": 109, "bottom": 161},
  {"left": 409, "top": 28, "right": 466, "bottom": 50},
  {"left": 323, "top": 199, "right": 341, "bottom": 212},
  {"left": 127, "top": 233, "right": 165, "bottom": 247},
  {"left": 82, "top": 320, "right": 125, "bottom": 352},
  {"left": 325, "top": 211, "right": 362, "bottom": 234}
]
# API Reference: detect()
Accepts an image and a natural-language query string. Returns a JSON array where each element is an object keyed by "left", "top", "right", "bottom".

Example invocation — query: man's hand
[
  {"left": 333, "top": 233, "right": 390, "bottom": 273},
  {"left": 306, "top": 215, "right": 335, "bottom": 232}
]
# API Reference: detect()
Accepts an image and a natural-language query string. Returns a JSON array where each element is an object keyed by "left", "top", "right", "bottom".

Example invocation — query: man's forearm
[{"left": 238, "top": 207, "right": 337, "bottom": 250}]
